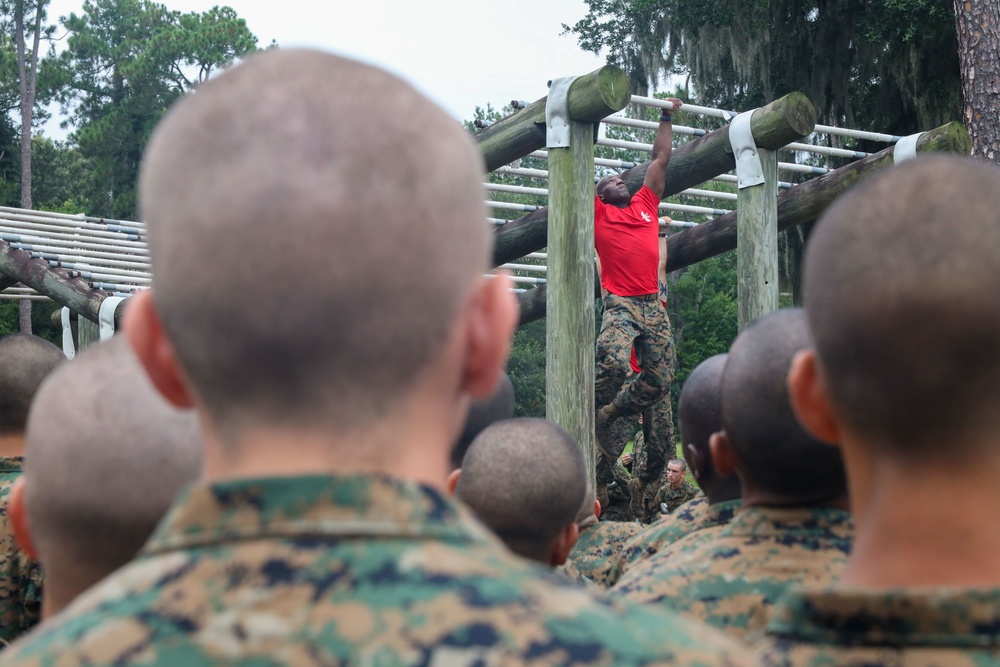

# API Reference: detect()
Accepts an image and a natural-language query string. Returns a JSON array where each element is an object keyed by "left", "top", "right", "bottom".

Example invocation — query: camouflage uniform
[
  {"left": 0, "top": 474, "right": 756, "bottom": 666},
  {"left": 0, "top": 457, "right": 41, "bottom": 646},
  {"left": 559, "top": 520, "right": 644, "bottom": 588},
  {"left": 603, "top": 498, "right": 741, "bottom": 587},
  {"left": 758, "top": 586, "right": 1000, "bottom": 667},
  {"left": 655, "top": 479, "right": 701, "bottom": 514},
  {"left": 613, "top": 505, "right": 853, "bottom": 642}
]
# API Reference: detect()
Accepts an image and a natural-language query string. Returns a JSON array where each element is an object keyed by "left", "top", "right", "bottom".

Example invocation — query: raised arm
[{"left": 643, "top": 98, "right": 683, "bottom": 199}]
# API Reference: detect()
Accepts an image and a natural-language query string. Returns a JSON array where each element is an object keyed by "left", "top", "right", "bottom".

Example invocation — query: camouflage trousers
[{"left": 595, "top": 296, "right": 675, "bottom": 522}]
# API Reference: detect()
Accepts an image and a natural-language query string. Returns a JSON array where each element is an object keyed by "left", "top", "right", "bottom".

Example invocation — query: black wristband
[{"left": 659, "top": 113, "right": 672, "bottom": 122}]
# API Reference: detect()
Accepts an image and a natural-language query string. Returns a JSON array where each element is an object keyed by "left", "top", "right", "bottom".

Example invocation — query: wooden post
[
  {"left": 545, "top": 74, "right": 630, "bottom": 485},
  {"left": 736, "top": 147, "right": 778, "bottom": 329},
  {"left": 547, "top": 119, "right": 598, "bottom": 482},
  {"left": 77, "top": 315, "right": 100, "bottom": 351}
]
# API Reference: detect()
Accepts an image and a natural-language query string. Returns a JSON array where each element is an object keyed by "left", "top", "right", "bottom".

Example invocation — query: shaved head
[
  {"left": 722, "top": 309, "right": 846, "bottom": 503},
  {"left": 805, "top": 156, "right": 1000, "bottom": 457},
  {"left": 24, "top": 337, "right": 203, "bottom": 595},
  {"left": 451, "top": 371, "right": 515, "bottom": 469},
  {"left": 680, "top": 354, "right": 740, "bottom": 502},
  {"left": 456, "top": 418, "right": 587, "bottom": 562},
  {"left": 139, "top": 48, "right": 491, "bottom": 439},
  {"left": 0, "top": 335, "right": 63, "bottom": 436}
]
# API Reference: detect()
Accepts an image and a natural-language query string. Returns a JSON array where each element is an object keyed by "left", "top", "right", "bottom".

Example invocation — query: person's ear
[
  {"left": 10, "top": 478, "right": 37, "bottom": 561},
  {"left": 124, "top": 289, "right": 194, "bottom": 408},
  {"left": 460, "top": 273, "right": 518, "bottom": 399},
  {"left": 684, "top": 442, "right": 705, "bottom": 481},
  {"left": 787, "top": 349, "right": 841, "bottom": 445},
  {"left": 709, "top": 431, "right": 738, "bottom": 477},
  {"left": 445, "top": 469, "right": 461, "bottom": 495},
  {"left": 593, "top": 499, "right": 602, "bottom": 520},
  {"left": 548, "top": 522, "right": 579, "bottom": 567}
]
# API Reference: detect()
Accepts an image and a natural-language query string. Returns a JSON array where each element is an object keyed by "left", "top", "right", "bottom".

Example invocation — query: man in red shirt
[{"left": 593, "top": 98, "right": 682, "bottom": 513}]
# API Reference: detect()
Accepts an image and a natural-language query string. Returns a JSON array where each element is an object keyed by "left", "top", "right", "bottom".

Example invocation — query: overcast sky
[{"left": 41, "top": 0, "right": 608, "bottom": 136}]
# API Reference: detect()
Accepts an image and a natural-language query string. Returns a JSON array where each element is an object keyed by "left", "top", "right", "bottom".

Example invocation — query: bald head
[
  {"left": 24, "top": 337, "right": 203, "bottom": 599},
  {"left": 0, "top": 334, "right": 63, "bottom": 436},
  {"left": 805, "top": 156, "right": 1000, "bottom": 458},
  {"left": 451, "top": 371, "right": 515, "bottom": 470},
  {"left": 139, "top": 48, "right": 492, "bottom": 439},
  {"left": 679, "top": 354, "right": 740, "bottom": 503},
  {"left": 722, "top": 309, "right": 845, "bottom": 503},
  {"left": 455, "top": 418, "right": 587, "bottom": 563}
]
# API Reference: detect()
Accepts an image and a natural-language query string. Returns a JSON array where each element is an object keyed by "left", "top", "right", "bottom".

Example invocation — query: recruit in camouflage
[
  {"left": 758, "top": 586, "right": 1000, "bottom": 667},
  {"left": 559, "top": 519, "right": 644, "bottom": 588},
  {"left": 0, "top": 457, "right": 41, "bottom": 646},
  {"left": 604, "top": 497, "right": 741, "bottom": 587},
  {"left": 613, "top": 505, "right": 854, "bottom": 642},
  {"left": 655, "top": 478, "right": 701, "bottom": 515},
  {"left": 0, "top": 474, "right": 757, "bottom": 667}
]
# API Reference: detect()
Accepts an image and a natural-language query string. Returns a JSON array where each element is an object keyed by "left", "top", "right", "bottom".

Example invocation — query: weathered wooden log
[
  {"left": 665, "top": 121, "right": 971, "bottom": 272},
  {"left": 0, "top": 275, "right": 17, "bottom": 291},
  {"left": 475, "top": 65, "right": 631, "bottom": 173},
  {"left": 0, "top": 242, "right": 128, "bottom": 324},
  {"left": 493, "top": 92, "right": 817, "bottom": 268}
]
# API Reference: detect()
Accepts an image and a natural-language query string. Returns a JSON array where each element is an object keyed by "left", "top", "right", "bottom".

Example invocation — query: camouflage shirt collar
[
  {"left": 0, "top": 456, "right": 24, "bottom": 473},
  {"left": 723, "top": 505, "right": 854, "bottom": 539},
  {"left": 768, "top": 585, "right": 1000, "bottom": 647},
  {"left": 143, "top": 474, "right": 500, "bottom": 555}
]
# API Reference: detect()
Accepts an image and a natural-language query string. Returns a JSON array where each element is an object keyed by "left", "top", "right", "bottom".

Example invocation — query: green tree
[
  {"left": 56, "top": 0, "right": 260, "bottom": 218},
  {"left": 566, "top": 0, "right": 962, "bottom": 134}
]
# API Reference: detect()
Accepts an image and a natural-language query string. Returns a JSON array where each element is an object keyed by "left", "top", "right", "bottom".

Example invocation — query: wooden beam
[
  {"left": 493, "top": 92, "right": 817, "bottom": 268},
  {"left": 475, "top": 65, "right": 631, "bottom": 173},
  {"left": 664, "top": 122, "right": 971, "bottom": 272},
  {"left": 517, "top": 121, "right": 971, "bottom": 327},
  {"left": 0, "top": 274, "right": 17, "bottom": 291},
  {"left": 0, "top": 241, "right": 129, "bottom": 324}
]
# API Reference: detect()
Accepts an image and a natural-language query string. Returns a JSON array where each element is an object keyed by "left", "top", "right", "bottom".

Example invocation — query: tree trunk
[
  {"left": 954, "top": 0, "right": 1000, "bottom": 163},
  {"left": 14, "top": 0, "right": 45, "bottom": 333}
]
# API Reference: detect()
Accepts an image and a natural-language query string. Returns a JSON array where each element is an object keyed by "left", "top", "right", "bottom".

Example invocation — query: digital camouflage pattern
[
  {"left": 655, "top": 479, "right": 701, "bottom": 514},
  {"left": 603, "top": 498, "right": 741, "bottom": 587},
  {"left": 631, "top": 387, "right": 674, "bottom": 488},
  {"left": 559, "top": 519, "right": 644, "bottom": 588},
  {"left": 0, "top": 457, "right": 41, "bottom": 646},
  {"left": 758, "top": 586, "right": 1000, "bottom": 667},
  {"left": 613, "top": 505, "right": 853, "bottom": 642},
  {"left": 0, "top": 474, "right": 757, "bottom": 667}
]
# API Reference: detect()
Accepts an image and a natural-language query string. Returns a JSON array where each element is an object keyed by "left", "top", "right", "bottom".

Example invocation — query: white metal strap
[
  {"left": 545, "top": 76, "right": 581, "bottom": 148},
  {"left": 729, "top": 111, "right": 765, "bottom": 189},
  {"left": 893, "top": 133, "right": 923, "bottom": 164},
  {"left": 61, "top": 307, "right": 75, "bottom": 360},
  {"left": 98, "top": 296, "right": 126, "bottom": 341}
]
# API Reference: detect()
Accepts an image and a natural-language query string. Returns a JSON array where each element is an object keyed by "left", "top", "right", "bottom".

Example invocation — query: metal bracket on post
[
  {"left": 61, "top": 307, "right": 75, "bottom": 360},
  {"left": 729, "top": 110, "right": 765, "bottom": 189},
  {"left": 893, "top": 133, "right": 924, "bottom": 164},
  {"left": 98, "top": 296, "right": 126, "bottom": 341},
  {"left": 546, "top": 76, "right": 581, "bottom": 148}
]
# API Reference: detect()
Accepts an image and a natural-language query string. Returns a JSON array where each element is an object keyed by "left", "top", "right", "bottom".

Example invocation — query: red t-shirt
[{"left": 594, "top": 185, "right": 660, "bottom": 296}]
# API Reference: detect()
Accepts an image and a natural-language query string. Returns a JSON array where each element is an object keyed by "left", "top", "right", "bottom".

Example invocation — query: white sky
[{"left": 41, "top": 0, "right": 608, "bottom": 137}]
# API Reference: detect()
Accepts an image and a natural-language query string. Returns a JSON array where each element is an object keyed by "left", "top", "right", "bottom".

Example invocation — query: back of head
[
  {"left": 0, "top": 335, "right": 63, "bottom": 436},
  {"left": 451, "top": 371, "right": 515, "bottom": 469},
  {"left": 722, "top": 308, "right": 846, "bottom": 503},
  {"left": 139, "top": 48, "right": 491, "bottom": 440},
  {"left": 455, "top": 418, "right": 587, "bottom": 562},
  {"left": 24, "top": 337, "right": 203, "bottom": 591},
  {"left": 805, "top": 156, "right": 1000, "bottom": 458},
  {"left": 680, "top": 354, "right": 740, "bottom": 502}
]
